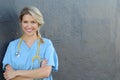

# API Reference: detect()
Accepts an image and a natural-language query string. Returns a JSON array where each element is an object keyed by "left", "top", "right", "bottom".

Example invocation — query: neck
[
  {"left": 22, "top": 34, "right": 38, "bottom": 43},
  {"left": 21, "top": 34, "right": 38, "bottom": 48}
]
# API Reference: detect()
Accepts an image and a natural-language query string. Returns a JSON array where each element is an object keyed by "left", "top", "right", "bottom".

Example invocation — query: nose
[{"left": 27, "top": 23, "right": 32, "bottom": 28}]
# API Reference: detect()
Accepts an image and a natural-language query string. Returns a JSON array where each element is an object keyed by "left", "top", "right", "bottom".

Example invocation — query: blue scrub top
[{"left": 2, "top": 38, "right": 59, "bottom": 80}]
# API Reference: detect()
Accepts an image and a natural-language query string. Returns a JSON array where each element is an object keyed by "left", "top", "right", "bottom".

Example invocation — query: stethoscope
[{"left": 15, "top": 37, "right": 43, "bottom": 69}]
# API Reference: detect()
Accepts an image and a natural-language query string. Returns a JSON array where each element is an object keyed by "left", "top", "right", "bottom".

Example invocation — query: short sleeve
[
  {"left": 44, "top": 40, "right": 59, "bottom": 72},
  {"left": 2, "top": 42, "right": 12, "bottom": 70}
]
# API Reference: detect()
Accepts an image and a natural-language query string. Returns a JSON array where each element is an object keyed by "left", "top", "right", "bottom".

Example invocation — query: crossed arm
[{"left": 3, "top": 60, "right": 52, "bottom": 80}]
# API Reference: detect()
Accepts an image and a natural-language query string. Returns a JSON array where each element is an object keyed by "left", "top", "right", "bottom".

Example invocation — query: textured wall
[
  {"left": 0, "top": 0, "right": 120, "bottom": 80},
  {"left": 0, "top": 0, "right": 19, "bottom": 79}
]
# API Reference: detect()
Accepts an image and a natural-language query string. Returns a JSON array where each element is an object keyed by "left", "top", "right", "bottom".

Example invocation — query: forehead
[{"left": 22, "top": 14, "right": 35, "bottom": 21}]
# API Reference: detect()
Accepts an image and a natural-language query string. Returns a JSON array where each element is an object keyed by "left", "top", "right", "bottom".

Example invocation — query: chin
[{"left": 25, "top": 33, "right": 34, "bottom": 36}]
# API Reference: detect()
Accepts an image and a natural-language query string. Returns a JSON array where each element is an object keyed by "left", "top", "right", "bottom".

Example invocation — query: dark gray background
[{"left": 0, "top": 0, "right": 120, "bottom": 80}]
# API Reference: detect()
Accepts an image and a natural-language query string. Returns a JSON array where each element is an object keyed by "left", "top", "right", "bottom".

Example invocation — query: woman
[{"left": 2, "top": 6, "right": 58, "bottom": 80}]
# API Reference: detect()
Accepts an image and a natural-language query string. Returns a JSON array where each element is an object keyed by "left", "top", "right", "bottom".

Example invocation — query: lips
[{"left": 26, "top": 29, "right": 33, "bottom": 33}]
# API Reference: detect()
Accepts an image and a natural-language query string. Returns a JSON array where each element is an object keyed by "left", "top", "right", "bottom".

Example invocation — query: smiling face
[{"left": 21, "top": 14, "right": 39, "bottom": 37}]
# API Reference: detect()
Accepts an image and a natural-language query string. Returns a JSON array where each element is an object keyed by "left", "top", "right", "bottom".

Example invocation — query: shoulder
[
  {"left": 42, "top": 37, "right": 55, "bottom": 48},
  {"left": 9, "top": 38, "right": 20, "bottom": 46},
  {"left": 43, "top": 37, "right": 53, "bottom": 45}
]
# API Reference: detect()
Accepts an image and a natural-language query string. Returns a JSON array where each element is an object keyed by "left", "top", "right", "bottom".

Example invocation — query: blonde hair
[{"left": 19, "top": 6, "right": 44, "bottom": 43}]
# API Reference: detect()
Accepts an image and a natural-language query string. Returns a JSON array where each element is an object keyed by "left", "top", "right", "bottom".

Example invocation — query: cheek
[
  {"left": 21, "top": 23, "right": 27, "bottom": 27},
  {"left": 21, "top": 24, "right": 26, "bottom": 31},
  {"left": 34, "top": 24, "right": 39, "bottom": 30},
  {"left": 21, "top": 25, "right": 25, "bottom": 30}
]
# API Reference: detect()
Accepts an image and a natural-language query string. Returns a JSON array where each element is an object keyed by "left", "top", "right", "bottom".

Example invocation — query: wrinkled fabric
[{"left": 3, "top": 38, "right": 58, "bottom": 80}]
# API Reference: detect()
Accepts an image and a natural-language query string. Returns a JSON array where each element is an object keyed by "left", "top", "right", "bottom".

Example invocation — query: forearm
[
  {"left": 11, "top": 76, "right": 32, "bottom": 80},
  {"left": 16, "top": 66, "right": 52, "bottom": 79}
]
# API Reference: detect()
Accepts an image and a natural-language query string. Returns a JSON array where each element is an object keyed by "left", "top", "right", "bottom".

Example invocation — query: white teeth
[
  {"left": 27, "top": 30, "right": 32, "bottom": 31},
  {"left": 27, "top": 30, "right": 32, "bottom": 32}
]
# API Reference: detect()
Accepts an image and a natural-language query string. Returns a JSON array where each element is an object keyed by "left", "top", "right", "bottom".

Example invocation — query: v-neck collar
[{"left": 22, "top": 39, "right": 39, "bottom": 50}]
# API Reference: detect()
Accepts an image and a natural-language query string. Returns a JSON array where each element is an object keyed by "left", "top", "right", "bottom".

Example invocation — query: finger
[
  {"left": 3, "top": 72, "right": 7, "bottom": 77},
  {"left": 42, "top": 61, "right": 46, "bottom": 65},
  {"left": 43, "top": 59, "right": 47, "bottom": 63},
  {"left": 6, "top": 65, "right": 13, "bottom": 70},
  {"left": 3, "top": 73, "right": 7, "bottom": 79},
  {"left": 44, "top": 59, "right": 47, "bottom": 61}
]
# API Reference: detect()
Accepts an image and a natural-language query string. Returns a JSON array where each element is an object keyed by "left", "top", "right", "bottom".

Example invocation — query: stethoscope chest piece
[{"left": 15, "top": 51, "right": 20, "bottom": 57}]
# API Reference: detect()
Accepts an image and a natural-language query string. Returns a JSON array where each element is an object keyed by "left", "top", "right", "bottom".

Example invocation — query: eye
[
  {"left": 23, "top": 21, "right": 28, "bottom": 23},
  {"left": 31, "top": 21, "right": 36, "bottom": 23}
]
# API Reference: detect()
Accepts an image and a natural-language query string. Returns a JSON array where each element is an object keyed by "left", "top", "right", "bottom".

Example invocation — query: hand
[
  {"left": 5, "top": 64, "right": 13, "bottom": 71},
  {"left": 3, "top": 65, "right": 17, "bottom": 80},
  {"left": 41, "top": 59, "right": 47, "bottom": 67}
]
